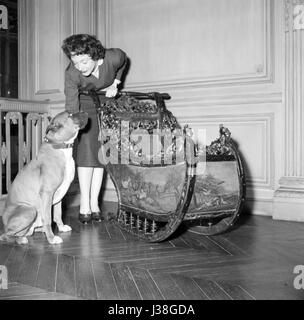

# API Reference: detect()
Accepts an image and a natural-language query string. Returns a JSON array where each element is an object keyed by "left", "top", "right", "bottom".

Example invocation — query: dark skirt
[{"left": 75, "top": 95, "right": 104, "bottom": 168}]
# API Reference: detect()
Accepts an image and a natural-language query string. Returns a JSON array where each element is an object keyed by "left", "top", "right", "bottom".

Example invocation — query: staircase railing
[{"left": 0, "top": 98, "right": 55, "bottom": 199}]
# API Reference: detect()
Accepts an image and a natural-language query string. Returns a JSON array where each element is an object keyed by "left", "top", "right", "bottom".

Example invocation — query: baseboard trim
[
  {"left": 244, "top": 198, "right": 273, "bottom": 217},
  {"left": 273, "top": 197, "right": 304, "bottom": 222}
]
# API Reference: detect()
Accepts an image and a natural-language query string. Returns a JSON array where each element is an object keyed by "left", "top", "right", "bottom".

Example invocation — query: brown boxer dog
[{"left": 0, "top": 111, "right": 88, "bottom": 245}]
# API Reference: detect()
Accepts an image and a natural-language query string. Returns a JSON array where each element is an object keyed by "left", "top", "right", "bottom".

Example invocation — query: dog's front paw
[
  {"left": 48, "top": 235, "right": 63, "bottom": 245},
  {"left": 58, "top": 225, "right": 72, "bottom": 233},
  {"left": 16, "top": 237, "right": 29, "bottom": 245}
]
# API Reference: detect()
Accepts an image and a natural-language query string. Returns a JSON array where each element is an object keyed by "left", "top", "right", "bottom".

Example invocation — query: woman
[{"left": 62, "top": 34, "right": 128, "bottom": 223}]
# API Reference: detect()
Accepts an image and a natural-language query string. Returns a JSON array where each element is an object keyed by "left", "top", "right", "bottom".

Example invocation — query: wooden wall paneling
[
  {"left": 273, "top": 0, "right": 304, "bottom": 222},
  {"left": 18, "top": 0, "right": 98, "bottom": 101},
  {"left": 72, "top": 0, "right": 97, "bottom": 35},
  {"left": 177, "top": 115, "right": 275, "bottom": 189},
  {"left": 18, "top": 0, "right": 36, "bottom": 100},
  {"left": 100, "top": 0, "right": 285, "bottom": 219},
  {"left": 34, "top": 0, "right": 62, "bottom": 98},
  {"left": 105, "top": 0, "right": 273, "bottom": 90}
]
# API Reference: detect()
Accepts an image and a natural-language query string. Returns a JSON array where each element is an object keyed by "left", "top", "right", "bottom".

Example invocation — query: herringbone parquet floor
[{"left": 1, "top": 202, "right": 304, "bottom": 300}]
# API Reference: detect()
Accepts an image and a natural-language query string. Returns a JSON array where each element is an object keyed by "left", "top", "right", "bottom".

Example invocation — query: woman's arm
[
  {"left": 104, "top": 49, "right": 128, "bottom": 97},
  {"left": 114, "top": 49, "right": 128, "bottom": 82}
]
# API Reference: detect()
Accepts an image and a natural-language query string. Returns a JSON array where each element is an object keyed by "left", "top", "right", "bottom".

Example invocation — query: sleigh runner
[{"left": 80, "top": 90, "right": 246, "bottom": 242}]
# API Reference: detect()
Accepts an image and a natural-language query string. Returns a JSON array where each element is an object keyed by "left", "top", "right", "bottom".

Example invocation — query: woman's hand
[
  {"left": 105, "top": 85, "right": 118, "bottom": 97},
  {"left": 104, "top": 79, "right": 121, "bottom": 97}
]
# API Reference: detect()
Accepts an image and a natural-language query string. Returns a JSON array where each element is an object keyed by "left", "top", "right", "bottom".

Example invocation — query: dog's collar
[{"left": 44, "top": 137, "right": 74, "bottom": 149}]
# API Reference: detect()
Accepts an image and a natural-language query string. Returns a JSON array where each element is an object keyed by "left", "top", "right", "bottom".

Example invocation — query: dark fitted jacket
[{"left": 64, "top": 48, "right": 127, "bottom": 112}]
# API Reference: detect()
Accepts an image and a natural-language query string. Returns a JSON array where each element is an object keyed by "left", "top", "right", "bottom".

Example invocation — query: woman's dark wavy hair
[{"left": 62, "top": 34, "right": 105, "bottom": 60}]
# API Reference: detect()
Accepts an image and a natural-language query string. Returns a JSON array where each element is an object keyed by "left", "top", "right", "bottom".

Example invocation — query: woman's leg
[
  {"left": 78, "top": 166, "right": 93, "bottom": 214},
  {"left": 90, "top": 167, "right": 104, "bottom": 212}
]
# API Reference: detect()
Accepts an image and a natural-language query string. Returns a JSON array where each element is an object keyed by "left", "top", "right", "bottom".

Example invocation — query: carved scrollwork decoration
[
  {"left": 22, "top": 141, "right": 29, "bottom": 164},
  {"left": 99, "top": 96, "right": 182, "bottom": 165},
  {"left": 6, "top": 111, "right": 22, "bottom": 125},
  {"left": 0, "top": 142, "right": 8, "bottom": 165},
  {"left": 206, "top": 124, "right": 235, "bottom": 160},
  {"left": 286, "top": 0, "right": 304, "bottom": 31},
  {"left": 26, "top": 113, "right": 41, "bottom": 126}
]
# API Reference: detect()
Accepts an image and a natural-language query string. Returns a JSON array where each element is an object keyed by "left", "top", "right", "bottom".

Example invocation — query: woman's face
[{"left": 71, "top": 54, "right": 98, "bottom": 77}]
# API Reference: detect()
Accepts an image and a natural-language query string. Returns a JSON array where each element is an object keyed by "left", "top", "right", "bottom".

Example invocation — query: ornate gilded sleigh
[{"left": 80, "top": 90, "right": 246, "bottom": 242}]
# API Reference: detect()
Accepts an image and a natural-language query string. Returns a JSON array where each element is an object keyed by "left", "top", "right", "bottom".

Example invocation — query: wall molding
[
  {"left": 166, "top": 92, "right": 283, "bottom": 108},
  {"left": 18, "top": 0, "right": 28, "bottom": 99},
  {"left": 175, "top": 113, "right": 275, "bottom": 189},
  {"left": 19, "top": 0, "right": 36, "bottom": 99},
  {"left": 73, "top": 0, "right": 97, "bottom": 35},
  {"left": 34, "top": 0, "right": 63, "bottom": 98},
  {"left": 107, "top": 0, "right": 276, "bottom": 90}
]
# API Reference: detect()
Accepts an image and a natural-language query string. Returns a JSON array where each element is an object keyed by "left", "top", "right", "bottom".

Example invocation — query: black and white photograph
[{"left": 0, "top": 0, "right": 304, "bottom": 307}]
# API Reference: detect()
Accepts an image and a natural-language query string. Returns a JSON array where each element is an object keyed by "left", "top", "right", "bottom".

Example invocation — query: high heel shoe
[
  {"left": 79, "top": 213, "right": 92, "bottom": 224},
  {"left": 92, "top": 211, "right": 104, "bottom": 222}
]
